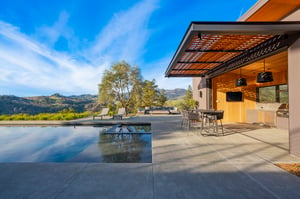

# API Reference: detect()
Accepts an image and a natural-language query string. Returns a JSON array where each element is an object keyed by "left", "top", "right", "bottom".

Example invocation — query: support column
[
  {"left": 192, "top": 77, "right": 211, "bottom": 109},
  {"left": 288, "top": 37, "right": 300, "bottom": 156}
]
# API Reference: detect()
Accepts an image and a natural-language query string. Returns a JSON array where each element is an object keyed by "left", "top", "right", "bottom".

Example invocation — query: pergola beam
[
  {"left": 185, "top": 49, "right": 244, "bottom": 53},
  {"left": 167, "top": 74, "right": 205, "bottom": 77},
  {"left": 177, "top": 61, "right": 224, "bottom": 64},
  {"left": 172, "top": 68, "right": 210, "bottom": 71}
]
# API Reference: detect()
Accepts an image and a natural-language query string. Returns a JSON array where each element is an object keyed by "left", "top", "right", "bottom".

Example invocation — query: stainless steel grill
[{"left": 276, "top": 104, "right": 289, "bottom": 118}]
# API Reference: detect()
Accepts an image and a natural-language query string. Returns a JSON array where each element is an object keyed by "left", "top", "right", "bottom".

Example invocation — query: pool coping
[{"left": 0, "top": 120, "right": 151, "bottom": 126}]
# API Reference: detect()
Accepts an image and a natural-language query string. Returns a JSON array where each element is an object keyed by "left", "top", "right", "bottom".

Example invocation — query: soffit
[{"left": 245, "top": 0, "right": 300, "bottom": 21}]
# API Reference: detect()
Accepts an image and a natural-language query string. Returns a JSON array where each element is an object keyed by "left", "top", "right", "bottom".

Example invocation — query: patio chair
[
  {"left": 93, "top": 108, "right": 109, "bottom": 120},
  {"left": 181, "top": 110, "right": 188, "bottom": 129},
  {"left": 187, "top": 111, "right": 202, "bottom": 132},
  {"left": 113, "top": 108, "right": 126, "bottom": 120},
  {"left": 215, "top": 110, "right": 224, "bottom": 135}
]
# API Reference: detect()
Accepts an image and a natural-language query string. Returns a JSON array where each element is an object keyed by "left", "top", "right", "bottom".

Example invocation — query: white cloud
[
  {"left": 0, "top": 20, "right": 106, "bottom": 95},
  {"left": 35, "top": 11, "right": 71, "bottom": 46},
  {"left": 0, "top": 0, "right": 160, "bottom": 96}
]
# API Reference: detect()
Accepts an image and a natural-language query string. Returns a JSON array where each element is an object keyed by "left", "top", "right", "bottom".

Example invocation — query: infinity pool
[{"left": 0, "top": 125, "right": 152, "bottom": 163}]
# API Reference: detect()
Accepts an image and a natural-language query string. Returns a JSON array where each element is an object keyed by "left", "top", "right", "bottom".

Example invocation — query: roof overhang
[
  {"left": 239, "top": 0, "right": 300, "bottom": 21},
  {"left": 165, "top": 21, "right": 300, "bottom": 78}
]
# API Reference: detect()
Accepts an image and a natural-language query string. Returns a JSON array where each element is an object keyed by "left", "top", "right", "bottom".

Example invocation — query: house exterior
[{"left": 165, "top": 0, "right": 300, "bottom": 156}]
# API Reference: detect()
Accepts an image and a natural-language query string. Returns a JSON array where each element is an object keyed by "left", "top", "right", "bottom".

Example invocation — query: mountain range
[
  {"left": 0, "top": 93, "right": 97, "bottom": 115},
  {"left": 0, "top": 89, "right": 186, "bottom": 115}
]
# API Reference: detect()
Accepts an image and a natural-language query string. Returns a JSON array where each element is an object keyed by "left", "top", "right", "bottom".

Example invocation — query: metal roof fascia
[
  {"left": 191, "top": 21, "right": 300, "bottom": 35},
  {"left": 165, "top": 23, "right": 195, "bottom": 77}
]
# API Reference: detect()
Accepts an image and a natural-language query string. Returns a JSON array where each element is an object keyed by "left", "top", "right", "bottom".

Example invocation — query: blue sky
[{"left": 0, "top": 0, "right": 257, "bottom": 96}]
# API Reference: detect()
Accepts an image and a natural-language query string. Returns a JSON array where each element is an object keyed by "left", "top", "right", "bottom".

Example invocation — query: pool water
[{"left": 0, "top": 126, "right": 152, "bottom": 163}]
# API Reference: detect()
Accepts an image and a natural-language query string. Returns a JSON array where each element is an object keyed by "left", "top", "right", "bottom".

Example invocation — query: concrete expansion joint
[
  {"left": 151, "top": 165, "right": 157, "bottom": 199},
  {"left": 53, "top": 163, "right": 88, "bottom": 199},
  {"left": 203, "top": 138, "right": 280, "bottom": 199}
]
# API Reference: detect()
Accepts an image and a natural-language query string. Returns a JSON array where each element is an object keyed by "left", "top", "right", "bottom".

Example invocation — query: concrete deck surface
[{"left": 1, "top": 115, "right": 300, "bottom": 199}]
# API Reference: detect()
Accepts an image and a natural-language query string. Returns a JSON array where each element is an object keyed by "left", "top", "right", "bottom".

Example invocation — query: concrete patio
[{"left": 1, "top": 115, "right": 300, "bottom": 198}]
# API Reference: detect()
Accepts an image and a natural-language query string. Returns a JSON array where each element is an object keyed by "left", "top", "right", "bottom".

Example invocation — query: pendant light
[
  {"left": 257, "top": 60, "right": 273, "bottom": 83},
  {"left": 236, "top": 68, "right": 247, "bottom": 87}
]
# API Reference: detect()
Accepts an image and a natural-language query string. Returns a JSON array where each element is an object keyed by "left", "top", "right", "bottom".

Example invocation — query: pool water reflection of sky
[{"left": 0, "top": 126, "right": 152, "bottom": 163}]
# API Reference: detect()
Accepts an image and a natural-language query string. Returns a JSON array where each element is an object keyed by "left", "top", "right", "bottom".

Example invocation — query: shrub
[{"left": 0, "top": 112, "right": 91, "bottom": 121}]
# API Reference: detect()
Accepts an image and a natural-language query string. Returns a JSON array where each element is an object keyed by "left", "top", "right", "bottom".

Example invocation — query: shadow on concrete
[{"left": 1, "top": 162, "right": 300, "bottom": 199}]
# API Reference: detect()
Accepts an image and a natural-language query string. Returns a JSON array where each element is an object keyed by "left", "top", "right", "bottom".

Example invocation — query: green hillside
[{"left": 0, "top": 94, "right": 97, "bottom": 114}]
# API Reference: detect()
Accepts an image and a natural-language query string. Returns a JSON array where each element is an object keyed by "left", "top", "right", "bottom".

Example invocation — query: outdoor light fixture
[
  {"left": 198, "top": 33, "right": 202, "bottom": 39},
  {"left": 257, "top": 60, "right": 273, "bottom": 83},
  {"left": 236, "top": 68, "right": 247, "bottom": 87}
]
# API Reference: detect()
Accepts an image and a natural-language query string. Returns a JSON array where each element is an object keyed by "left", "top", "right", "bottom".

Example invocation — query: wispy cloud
[
  {"left": 87, "top": 0, "right": 158, "bottom": 65},
  {"left": 35, "top": 11, "right": 71, "bottom": 47},
  {"left": 0, "top": 20, "right": 106, "bottom": 95},
  {"left": 0, "top": 0, "right": 159, "bottom": 96}
]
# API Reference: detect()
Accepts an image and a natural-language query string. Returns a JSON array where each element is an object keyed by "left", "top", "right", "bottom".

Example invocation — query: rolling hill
[
  {"left": 0, "top": 88, "right": 186, "bottom": 115},
  {"left": 0, "top": 94, "right": 97, "bottom": 114}
]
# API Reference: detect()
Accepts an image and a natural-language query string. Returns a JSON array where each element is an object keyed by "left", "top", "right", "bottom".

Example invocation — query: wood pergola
[{"left": 165, "top": 22, "right": 300, "bottom": 78}]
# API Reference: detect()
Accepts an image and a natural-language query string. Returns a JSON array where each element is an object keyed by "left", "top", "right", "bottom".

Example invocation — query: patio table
[{"left": 196, "top": 109, "right": 224, "bottom": 135}]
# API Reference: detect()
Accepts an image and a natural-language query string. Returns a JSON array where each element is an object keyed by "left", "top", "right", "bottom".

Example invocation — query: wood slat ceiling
[
  {"left": 230, "top": 51, "right": 288, "bottom": 77},
  {"left": 169, "top": 34, "right": 274, "bottom": 77}
]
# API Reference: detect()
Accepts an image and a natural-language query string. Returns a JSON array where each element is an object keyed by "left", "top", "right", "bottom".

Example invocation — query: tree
[
  {"left": 178, "top": 85, "right": 196, "bottom": 110},
  {"left": 141, "top": 79, "right": 159, "bottom": 107},
  {"left": 140, "top": 79, "right": 168, "bottom": 108},
  {"left": 98, "top": 61, "right": 143, "bottom": 115},
  {"left": 157, "top": 89, "right": 167, "bottom": 106}
]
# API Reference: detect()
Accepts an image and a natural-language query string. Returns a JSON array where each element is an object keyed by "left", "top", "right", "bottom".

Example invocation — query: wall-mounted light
[
  {"left": 257, "top": 60, "right": 273, "bottom": 83},
  {"left": 236, "top": 68, "right": 247, "bottom": 87}
]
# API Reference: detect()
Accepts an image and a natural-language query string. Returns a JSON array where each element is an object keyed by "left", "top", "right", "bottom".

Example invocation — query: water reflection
[
  {"left": 98, "top": 132, "right": 152, "bottom": 163},
  {"left": 0, "top": 125, "right": 152, "bottom": 163},
  {"left": 0, "top": 126, "right": 98, "bottom": 162},
  {"left": 107, "top": 124, "right": 151, "bottom": 134}
]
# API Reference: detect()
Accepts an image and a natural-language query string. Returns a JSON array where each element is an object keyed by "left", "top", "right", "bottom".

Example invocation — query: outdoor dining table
[{"left": 195, "top": 109, "right": 224, "bottom": 135}]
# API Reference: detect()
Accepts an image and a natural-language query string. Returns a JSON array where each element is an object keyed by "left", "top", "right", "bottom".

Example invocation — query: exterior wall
[
  {"left": 282, "top": 5, "right": 300, "bottom": 156},
  {"left": 192, "top": 77, "right": 201, "bottom": 103},
  {"left": 192, "top": 77, "right": 210, "bottom": 109},
  {"left": 282, "top": 8, "right": 300, "bottom": 21},
  {"left": 288, "top": 37, "right": 300, "bottom": 156}
]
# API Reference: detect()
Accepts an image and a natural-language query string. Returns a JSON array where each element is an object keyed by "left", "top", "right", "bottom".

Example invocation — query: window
[
  {"left": 258, "top": 86, "right": 276, "bottom": 103},
  {"left": 279, "top": 84, "right": 288, "bottom": 104},
  {"left": 257, "top": 84, "right": 288, "bottom": 103}
]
